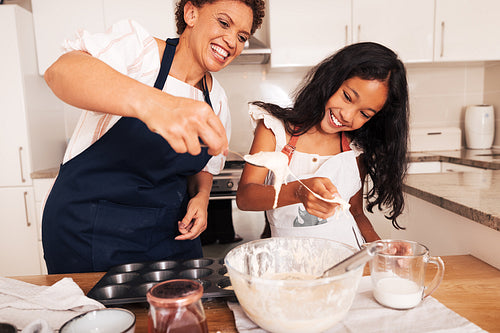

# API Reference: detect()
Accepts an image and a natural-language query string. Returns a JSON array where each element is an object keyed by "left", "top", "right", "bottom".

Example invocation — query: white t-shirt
[{"left": 60, "top": 19, "right": 230, "bottom": 175}]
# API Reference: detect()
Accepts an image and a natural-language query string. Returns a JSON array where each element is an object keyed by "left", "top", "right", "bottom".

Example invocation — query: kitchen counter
[
  {"left": 31, "top": 167, "right": 59, "bottom": 179},
  {"left": 410, "top": 148, "right": 500, "bottom": 170},
  {"left": 407, "top": 148, "right": 500, "bottom": 231},
  {"left": 10, "top": 255, "right": 500, "bottom": 333}
]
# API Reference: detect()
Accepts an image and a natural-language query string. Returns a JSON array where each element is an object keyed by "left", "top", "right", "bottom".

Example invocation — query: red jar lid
[{"left": 147, "top": 279, "right": 203, "bottom": 308}]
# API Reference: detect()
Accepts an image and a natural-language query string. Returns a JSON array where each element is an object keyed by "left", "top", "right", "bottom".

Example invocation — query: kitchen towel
[
  {"left": 227, "top": 276, "right": 486, "bottom": 333},
  {"left": 0, "top": 276, "right": 104, "bottom": 331}
]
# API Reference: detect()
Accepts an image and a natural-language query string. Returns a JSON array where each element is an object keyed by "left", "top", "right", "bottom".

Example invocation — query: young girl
[{"left": 236, "top": 42, "right": 409, "bottom": 249}]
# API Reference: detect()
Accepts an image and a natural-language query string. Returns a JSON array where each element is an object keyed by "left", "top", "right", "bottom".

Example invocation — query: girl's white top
[
  {"left": 248, "top": 104, "right": 365, "bottom": 249},
  {"left": 60, "top": 19, "right": 230, "bottom": 175}
]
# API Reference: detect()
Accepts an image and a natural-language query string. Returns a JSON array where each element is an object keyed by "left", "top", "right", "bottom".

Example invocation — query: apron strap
[
  {"left": 201, "top": 75, "right": 213, "bottom": 109},
  {"left": 154, "top": 38, "right": 212, "bottom": 108},
  {"left": 341, "top": 132, "right": 352, "bottom": 152},
  {"left": 283, "top": 130, "right": 352, "bottom": 164},
  {"left": 281, "top": 130, "right": 300, "bottom": 165},
  {"left": 154, "top": 38, "right": 178, "bottom": 90}
]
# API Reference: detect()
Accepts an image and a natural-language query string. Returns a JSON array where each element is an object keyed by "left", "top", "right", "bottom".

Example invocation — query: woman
[
  {"left": 42, "top": 0, "right": 265, "bottom": 273},
  {"left": 237, "top": 42, "right": 409, "bottom": 248}
]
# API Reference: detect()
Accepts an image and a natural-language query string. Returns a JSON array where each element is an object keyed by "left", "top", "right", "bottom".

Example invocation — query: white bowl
[
  {"left": 225, "top": 237, "right": 363, "bottom": 333},
  {"left": 59, "top": 308, "right": 135, "bottom": 333}
]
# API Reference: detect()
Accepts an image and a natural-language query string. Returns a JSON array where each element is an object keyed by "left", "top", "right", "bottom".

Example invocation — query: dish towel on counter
[
  {"left": 0, "top": 277, "right": 104, "bottom": 332},
  {"left": 227, "top": 276, "right": 486, "bottom": 333}
]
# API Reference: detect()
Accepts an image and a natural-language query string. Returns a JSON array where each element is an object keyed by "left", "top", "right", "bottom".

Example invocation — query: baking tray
[{"left": 87, "top": 257, "right": 234, "bottom": 305}]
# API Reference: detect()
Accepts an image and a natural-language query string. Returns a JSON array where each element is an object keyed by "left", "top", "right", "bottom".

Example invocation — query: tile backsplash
[
  {"left": 484, "top": 62, "right": 500, "bottom": 147},
  {"left": 215, "top": 61, "right": 499, "bottom": 154}
]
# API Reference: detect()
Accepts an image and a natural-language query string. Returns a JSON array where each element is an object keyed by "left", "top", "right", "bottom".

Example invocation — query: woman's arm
[
  {"left": 236, "top": 121, "right": 340, "bottom": 219},
  {"left": 175, "top": 171, "right": 213, "bottom": 240},
  {"left": 44, "top": 48, "right": 227, "bottom": 156}
]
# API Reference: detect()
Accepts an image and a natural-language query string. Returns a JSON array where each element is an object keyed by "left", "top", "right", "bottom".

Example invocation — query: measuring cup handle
[{"left": 423, "top": 256, "right": 445, "bottom": 299}]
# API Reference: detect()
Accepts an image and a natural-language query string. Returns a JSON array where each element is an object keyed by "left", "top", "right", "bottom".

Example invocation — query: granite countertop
[{"left": 406, "top": 148, "right": 500, "bottom": 232}]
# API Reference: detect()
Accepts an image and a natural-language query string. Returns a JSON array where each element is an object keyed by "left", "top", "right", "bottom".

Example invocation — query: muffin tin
[{"left": 87, "top": 257, "right": 234, "bottom": 305}]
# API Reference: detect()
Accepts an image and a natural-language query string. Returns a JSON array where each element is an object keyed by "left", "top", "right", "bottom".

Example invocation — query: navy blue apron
[{"left": 42, "top": 38, "right": 212, "bottom": 274}]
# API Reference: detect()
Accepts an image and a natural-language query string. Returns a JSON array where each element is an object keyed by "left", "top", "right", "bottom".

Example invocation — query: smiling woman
[{"left": 40, "top": 0, "right": 265, "bottom": 274}]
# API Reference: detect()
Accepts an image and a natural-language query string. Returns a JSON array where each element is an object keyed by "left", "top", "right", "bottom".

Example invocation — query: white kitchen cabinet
[
  {"left": 32, "top": 0, "right": 105, "bottom": 75},
  {"left": 103, "top": 0, "right": 177, "bottom": 41},
  {"left": 268, "top": 0, "right": 434, "bottom": 67},
  {"left": 32, "top": 0, "right": 178, "bottom": 76},
  {"left": 0, "top": 188, "right": 40, "bottom": 276},
  {"left": 0, "top": 5, "right": 65, "bottom": 276},
  {"left": 434, "top": 0, "right": 500, "bottom": 62},
  {"left": 268, "top": 0, "right": 351, "bottom": 68},
  {"left": 352, "top": 0, "right": 434, "bottom": 63},
  {"left": 33, "top": 178, "right": 55, "bottom": 275},
  {"left": 0, "top": 9, "right": 33, "bottom": 187}
]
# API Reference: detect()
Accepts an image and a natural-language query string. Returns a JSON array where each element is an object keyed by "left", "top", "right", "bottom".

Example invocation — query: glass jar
[{"left": 147, "top": 279, "right": 208, "bottom": 333}]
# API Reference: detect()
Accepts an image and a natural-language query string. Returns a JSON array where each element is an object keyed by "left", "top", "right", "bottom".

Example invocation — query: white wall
[{"left": 484, "top": 62, "right": 500, "bottom": 147}]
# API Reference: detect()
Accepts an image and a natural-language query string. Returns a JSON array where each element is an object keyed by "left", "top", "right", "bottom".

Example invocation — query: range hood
[{"left": 231, "top": 36, "right": 271, "bottom": 65}]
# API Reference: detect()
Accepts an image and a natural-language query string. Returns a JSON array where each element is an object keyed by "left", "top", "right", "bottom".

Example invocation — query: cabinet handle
[
  {"left": 18, "top": 146, "right": 26, "bottom": 183},
  {"left": 23, "top": 191, "right": 31, "bottom": 227},
  {"left": 345, "top": 25, "right": 349, "bottom": 45},
  {"left": 357, "top": 25, "right": 361, "bottom": 43},
  {"left": 440, "top": 21, "right": 445, "bottom": 57}
]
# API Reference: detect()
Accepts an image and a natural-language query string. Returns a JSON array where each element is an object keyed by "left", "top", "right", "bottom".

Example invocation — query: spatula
[{"left": 319, "top": 241, "right": 383, "bottom": 278}]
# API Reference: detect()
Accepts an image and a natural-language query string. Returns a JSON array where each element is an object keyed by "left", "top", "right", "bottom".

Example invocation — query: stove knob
[{"left": 227, "top": 181, "right": 234, "bottom": 188}]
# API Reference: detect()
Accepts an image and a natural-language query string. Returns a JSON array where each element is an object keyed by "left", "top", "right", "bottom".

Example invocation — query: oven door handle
[{"left": 209, "top": 195, "right": 237, "bottom": 200}]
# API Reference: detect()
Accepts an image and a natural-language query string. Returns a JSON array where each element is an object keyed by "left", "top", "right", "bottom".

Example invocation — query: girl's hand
[
  {"left": 175, "top": 194, "right": 209, "bottom": 240},
  {"left": 295, "top": 177, "right": 341, "bottom": 219}
]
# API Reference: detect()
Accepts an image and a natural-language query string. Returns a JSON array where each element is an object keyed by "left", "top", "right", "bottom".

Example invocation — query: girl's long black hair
[{"left": 252, "top": 42, "right": 409, "bottom": 228}]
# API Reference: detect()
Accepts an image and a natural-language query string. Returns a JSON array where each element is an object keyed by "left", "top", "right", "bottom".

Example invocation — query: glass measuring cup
[{"left": 370, "top": 239, "right": 445, "bottom": 309}]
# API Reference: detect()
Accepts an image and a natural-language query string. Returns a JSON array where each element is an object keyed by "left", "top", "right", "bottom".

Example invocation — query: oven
[
  {"left": 209, "top": 160, "right": 244, "bottom": 200},
  {"left": 204, "top": 159, "right": 264, "bottom": 244}
]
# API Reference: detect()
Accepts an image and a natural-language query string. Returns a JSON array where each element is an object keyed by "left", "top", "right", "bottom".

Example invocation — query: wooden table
[{"left": 11, "top": 255, "right": 500, "bottom": 333}]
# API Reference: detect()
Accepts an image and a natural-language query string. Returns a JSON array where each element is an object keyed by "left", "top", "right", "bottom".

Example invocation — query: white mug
[{"left": 370, "top": 239, "right": 444, "bottom": 309}]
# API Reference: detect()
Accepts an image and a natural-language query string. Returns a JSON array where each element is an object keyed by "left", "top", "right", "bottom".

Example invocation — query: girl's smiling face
[
  {"left": 320, "top": 76, "right": 389, "bottom": 134},
  {"left": 185, "top": 0, "right": 253, "bottom": 72}
]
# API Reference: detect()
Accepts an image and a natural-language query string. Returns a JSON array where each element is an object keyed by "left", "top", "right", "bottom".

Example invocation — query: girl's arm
[
  {"left": 176, "top": 171, "right": 213, "bottom": 240},
  {"left": 236, "top": 121, "right": 340, "bottom": 219},
  {"left": 44, "top": 48, "right": 227, "bottom": 156},
  {"left": 350, "top": 159, "right": 381, "bottom": 242}
]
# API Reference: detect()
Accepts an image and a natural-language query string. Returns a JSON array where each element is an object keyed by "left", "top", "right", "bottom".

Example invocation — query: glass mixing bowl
[{"left": 224, "top": 237, "right": 363, "bottom": 333}]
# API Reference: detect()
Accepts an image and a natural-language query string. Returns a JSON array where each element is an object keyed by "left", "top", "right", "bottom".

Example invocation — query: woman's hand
[
  {"left": 175, "top": 193, "right": 210, "bottom": 240},
  {"left": 295, "top": 177, "right": 341, "bottom": 219},
  {"left": 139, "top": 92, "right": 228, "bottom": 156}
]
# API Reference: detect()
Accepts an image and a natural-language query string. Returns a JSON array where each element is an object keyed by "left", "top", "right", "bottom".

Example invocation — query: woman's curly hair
[{"left": 175, "top": 0, "right": 265, "bottom": 35}]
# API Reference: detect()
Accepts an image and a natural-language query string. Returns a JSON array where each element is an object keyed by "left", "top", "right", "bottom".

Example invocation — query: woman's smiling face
[
  {"left": 320, "top": 76, "right": 389, "bottom": 134},
  {"left": 186, "top": 0, "right": 253, "bottom": 72}
]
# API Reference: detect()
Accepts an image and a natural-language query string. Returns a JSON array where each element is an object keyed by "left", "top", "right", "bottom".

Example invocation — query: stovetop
[
  {"left": 210, "top": 160, "right": 245, "bottom": 195},
  {"left": 224, "top": 160, "right": 245, "bottom": 170}
]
